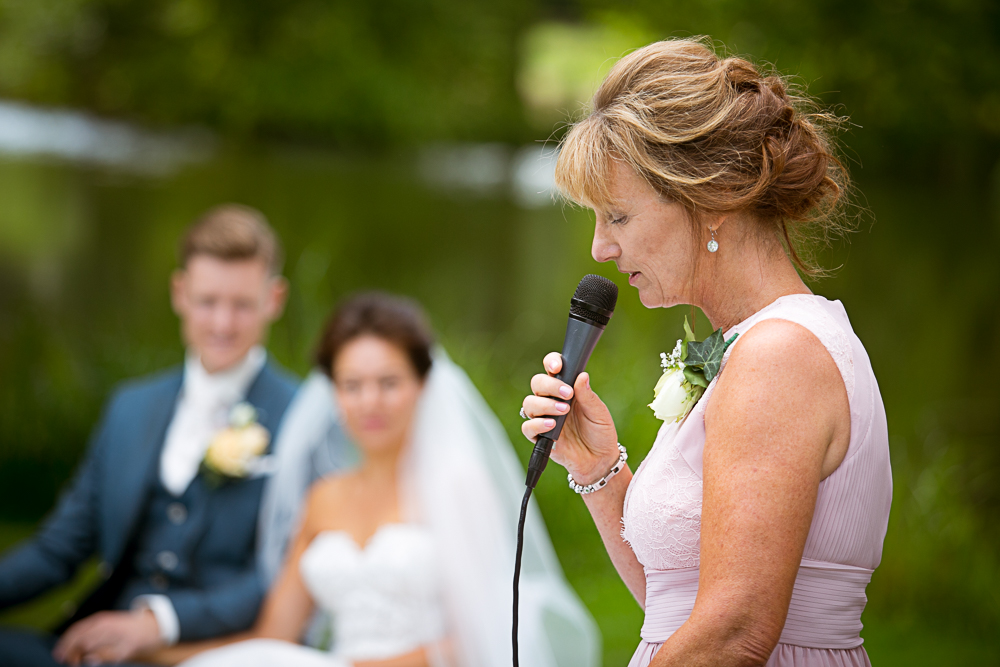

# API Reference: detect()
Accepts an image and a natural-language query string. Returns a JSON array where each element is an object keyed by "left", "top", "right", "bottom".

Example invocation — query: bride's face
[{"left": 333, "top": 335, "right": 424, "bottom": 456}]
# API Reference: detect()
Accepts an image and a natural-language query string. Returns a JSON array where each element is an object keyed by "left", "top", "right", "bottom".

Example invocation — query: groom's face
[{"left": 171, "top": 255, "right": 287, "bottom": 373}]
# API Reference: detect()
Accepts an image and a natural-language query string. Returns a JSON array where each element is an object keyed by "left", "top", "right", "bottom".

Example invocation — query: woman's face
[
  {"left": 591, "top": 162, "right": 705, "bottom": 309},
  {"left": 332, "top": 335, "right": 424, "bottom": 457}
]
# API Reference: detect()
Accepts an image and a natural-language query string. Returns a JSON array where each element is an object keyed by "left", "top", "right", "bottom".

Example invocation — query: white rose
[
  {"left": 205, "top": 424, "right": 270, "bottom": 477},
  {"left": 649, "top": 367, "right": 701, "bottom": 422}
]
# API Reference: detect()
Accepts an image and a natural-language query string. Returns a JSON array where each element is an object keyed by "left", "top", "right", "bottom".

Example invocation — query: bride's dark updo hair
[
  {"left": 316, "top": 292, "right": 434, "bottom": 380},
  {"left": 555, "top": 37, "right": 851, "bottom": 275}
]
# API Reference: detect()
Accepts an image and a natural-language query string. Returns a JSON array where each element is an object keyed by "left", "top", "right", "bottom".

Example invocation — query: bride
[{"left": 147, "top": 292, "right": 598, "bottom": 667}]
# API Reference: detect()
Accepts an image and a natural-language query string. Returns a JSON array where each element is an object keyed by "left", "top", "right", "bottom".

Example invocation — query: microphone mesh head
[{"left": 570, "top": 274, "right": 618, "bottom": 326}]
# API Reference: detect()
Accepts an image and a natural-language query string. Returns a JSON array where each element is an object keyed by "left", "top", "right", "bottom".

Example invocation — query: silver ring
[{"left": 519, "top": 407, "right": 528, "bottom": 420}]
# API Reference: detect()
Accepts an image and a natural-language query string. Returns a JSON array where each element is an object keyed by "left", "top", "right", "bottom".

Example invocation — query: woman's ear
[{"left": 706, "top": 212, "right": 729, "bottom": 234}]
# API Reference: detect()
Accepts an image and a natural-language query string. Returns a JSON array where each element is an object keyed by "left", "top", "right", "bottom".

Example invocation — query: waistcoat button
[
  {"left": 166, "top": 502, "right": 187, "bottom": 525},
  {"left": 156, "top": 551, "right": 179, "bottom": 572},
  {"left": 150, "top": 574, "right": 168, "bottom": 590}
]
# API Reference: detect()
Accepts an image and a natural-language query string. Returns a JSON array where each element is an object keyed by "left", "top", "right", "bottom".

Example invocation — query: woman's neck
[
  {"left": 695, "top": 238, "right": 811, "bottom": 331},
  {"left": 356, "top": 441, "right": 405, "bottom": 485}
]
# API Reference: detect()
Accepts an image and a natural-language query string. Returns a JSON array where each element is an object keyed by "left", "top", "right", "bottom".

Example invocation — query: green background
[{"left": 1, "top": 1, "right": 998, "bottom": 665}]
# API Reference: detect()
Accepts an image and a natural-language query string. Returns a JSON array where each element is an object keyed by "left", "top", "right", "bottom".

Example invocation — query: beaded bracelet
[{"left": 567, "top": 444, "right": 628, "bottom": 495}]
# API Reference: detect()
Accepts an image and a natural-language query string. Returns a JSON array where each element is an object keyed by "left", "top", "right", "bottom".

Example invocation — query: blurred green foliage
[
  {"left": 0, "top": 0, "right": 535, "bottom": 144},
  {"left": 1, "top": 0, "right": 998, "bottom": 176}
]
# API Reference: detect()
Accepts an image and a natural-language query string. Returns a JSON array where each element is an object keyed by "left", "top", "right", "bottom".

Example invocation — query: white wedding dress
[{"left": 181, "top": 523, "right": 446, "bottom": 667}]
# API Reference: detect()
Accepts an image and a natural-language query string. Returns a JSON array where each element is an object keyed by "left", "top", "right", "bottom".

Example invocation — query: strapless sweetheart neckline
[
  {"left": 313, "top": 522, "right": 411, "bottom": 552},
  {"left": 299, "top": 521, "right": 446, "bottom": 661},
  {"left": 178, "top": 521, "right": 446, "bottom": 667}
]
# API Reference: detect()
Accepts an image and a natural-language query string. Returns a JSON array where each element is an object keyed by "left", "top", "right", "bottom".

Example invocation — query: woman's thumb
[{"left": 574, "top": 372, "right": 595, "bottom": 404}]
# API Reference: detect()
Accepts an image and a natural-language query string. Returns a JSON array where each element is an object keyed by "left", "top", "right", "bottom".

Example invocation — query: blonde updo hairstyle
[{"left": 555, "top": 37, "right": 850, "bottom": 276}]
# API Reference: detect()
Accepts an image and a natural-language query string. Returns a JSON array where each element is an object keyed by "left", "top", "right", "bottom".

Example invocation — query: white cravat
[
  {"left": 160, "top": 346, "right": 267, "bottom": 496},
  {"left": 136, "top": 345, "right": 266, "bottom": 645}
]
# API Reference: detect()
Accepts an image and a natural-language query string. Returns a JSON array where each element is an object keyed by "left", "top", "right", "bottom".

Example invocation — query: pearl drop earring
[{"left": 707, "top": 228, "right": 719, "bottom": 253}]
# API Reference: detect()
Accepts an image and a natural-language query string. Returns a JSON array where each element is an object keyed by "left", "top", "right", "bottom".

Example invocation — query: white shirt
[
  {"left": 134, "top": 346, "right": 267, "bottom": 645},
  {"left": 160, "top": 346, "right": 267, "bottom": 496}
]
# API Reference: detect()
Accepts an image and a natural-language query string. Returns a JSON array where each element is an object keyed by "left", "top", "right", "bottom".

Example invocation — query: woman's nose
[
  {"left": 591, "top": 223, "right": 621, "bottom": 263},
  {"left": 359, "top": 384, "right": 386, "bottom": 409}
]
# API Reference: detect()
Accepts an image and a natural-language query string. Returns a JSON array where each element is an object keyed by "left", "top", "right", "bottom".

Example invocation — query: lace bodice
[
  {"left": 620, "top": 422, "right": 702, "bottom": 570},
  {"left": 299, "top": 523, "right": 446, "bottom": 661},
  {"left": 622, "top": 294, "right": 891, "bottom": 573}
]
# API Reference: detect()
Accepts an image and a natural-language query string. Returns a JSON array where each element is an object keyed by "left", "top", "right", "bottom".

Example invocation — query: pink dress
[{"left": 621, "top": 295, "right": 892, "bottom": 666}]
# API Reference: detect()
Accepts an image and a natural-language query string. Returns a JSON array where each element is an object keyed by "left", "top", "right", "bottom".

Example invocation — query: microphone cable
[{"left": 512, "top": 486, "right": 532, "bottom": 667}]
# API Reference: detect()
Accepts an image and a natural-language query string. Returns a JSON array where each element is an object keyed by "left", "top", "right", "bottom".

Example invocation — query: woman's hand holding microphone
[{"left": 521, "top": 352, "right": 621, "bottom": 486}]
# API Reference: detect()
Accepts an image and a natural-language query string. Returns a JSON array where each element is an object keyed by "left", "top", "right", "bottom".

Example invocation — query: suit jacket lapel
[
  {"left": 105, "top": 370, "right": 182, "bottom": 565},
  {"left": 245, "top": 363, "right": 289, "bottom": 455}
]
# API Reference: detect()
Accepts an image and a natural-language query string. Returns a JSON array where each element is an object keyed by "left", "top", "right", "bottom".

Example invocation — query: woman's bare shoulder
[
  {"left": 306, "top": 470, "right": 358, "bottom": 504},
  {"left": 709, "top": 317, "right": 845, "bottom": 418},
  {"left": 301, "top": 470, "right": 359, "bottom": 527},
  {"left": 726, "top": 317, "right": 838, "bottom": 377}
]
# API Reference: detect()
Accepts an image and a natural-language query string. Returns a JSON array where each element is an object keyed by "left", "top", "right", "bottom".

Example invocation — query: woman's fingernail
[
  {"left": 556, "top": 402, "right": 569, "bottom": 412},
  {"left": 559, "top": 385, "right": 572, "bottom": 398},
  {"left": 543, "top": 419, "right": 556, "bottom": 428}
]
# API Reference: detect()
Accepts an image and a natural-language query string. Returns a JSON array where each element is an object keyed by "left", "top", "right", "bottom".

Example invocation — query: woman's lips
[{"left": 628, "top": 271, "right": 641, "bottom": 286}]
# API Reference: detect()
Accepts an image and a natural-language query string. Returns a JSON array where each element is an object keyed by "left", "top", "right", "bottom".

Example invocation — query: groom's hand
[{"left": 53, "top": 609, "right": 163, "bottom": 665}]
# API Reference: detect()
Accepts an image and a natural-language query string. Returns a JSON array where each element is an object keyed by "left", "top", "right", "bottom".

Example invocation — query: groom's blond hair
[{"left": 179, "top": 204, "right": 284, "bottom": 276}]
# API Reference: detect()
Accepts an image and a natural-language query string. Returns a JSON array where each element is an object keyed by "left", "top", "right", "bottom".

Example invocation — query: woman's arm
[
  {"left": 649, "top": 320, "right": 851, "bottom": 667},
  {"left": 139, "top": 484, "right": 329, "bottom": 665},
  {"left": 580, "top": 465, "right": 644, "bottom": 605},
  {"left": 249, "top": 483, "right": 323, "bottom": 640},
  {"left": 522, "top": 354, "right": 647, "bottom": 604}
]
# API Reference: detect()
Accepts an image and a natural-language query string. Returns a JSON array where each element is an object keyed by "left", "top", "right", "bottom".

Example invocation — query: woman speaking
[{"left": 521, "top": 38, "right": 891, "bottom": 666}]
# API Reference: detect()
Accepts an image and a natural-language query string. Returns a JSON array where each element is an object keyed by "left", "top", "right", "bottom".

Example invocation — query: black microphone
[
  {"left": 512, "top": 274, "right": 618, "bottom": 667},
  {"left": 524, "top": 274, "right": 619, "bottom": 490}
]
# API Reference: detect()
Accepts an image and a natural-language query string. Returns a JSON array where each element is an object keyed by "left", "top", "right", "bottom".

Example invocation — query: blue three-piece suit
[{"left": 0, "top": 360, "right": 297, "bottom": 665}]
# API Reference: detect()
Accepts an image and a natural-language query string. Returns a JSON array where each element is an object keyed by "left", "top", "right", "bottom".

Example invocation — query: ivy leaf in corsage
[
  {"left": 684, "top": 327, "right": 739, "bottom": 385},
  {"left": 648, "top": 317, "right": 739, "bottom": 423}
]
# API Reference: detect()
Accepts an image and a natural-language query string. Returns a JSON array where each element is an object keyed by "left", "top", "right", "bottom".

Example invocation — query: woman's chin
[
  {"left": 357, "top": 434, "right": 406, "bottom": 457},
  {"left": 638, "top": 289, "right": 686, "bottom": 310},
  {"left": 636, "top": 288, "right": 669, "bottom": 309}
]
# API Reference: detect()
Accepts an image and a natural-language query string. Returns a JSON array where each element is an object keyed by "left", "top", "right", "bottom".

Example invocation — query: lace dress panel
[{"left": 621, "top": 426, "right": 703, "bottom": 570}]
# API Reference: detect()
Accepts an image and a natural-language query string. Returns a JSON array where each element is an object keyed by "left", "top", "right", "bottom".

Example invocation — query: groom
[{"left": 0, "top": 205, "right": 297, "bottom": 666}]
